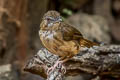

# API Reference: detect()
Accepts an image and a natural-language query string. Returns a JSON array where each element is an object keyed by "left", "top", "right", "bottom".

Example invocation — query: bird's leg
[
  {"left": 46, "top": 67, "right": 53, "bottom": 75},
  {"left": 58, "top": 55, "right": 74, "bottom": 73},
  {"left": 47, "top": 55, "right": 73, "bottom": 75},
  {"left": 52, "top": 57, "right": 72, "bottom": 74},
  {"left": 46, "top": 57, "right": 66, "bottom": 75},
  {"left": 54, "top": 57, "right": 69, "bottom": 68},
  {"left": 53, "top": 56, "right": 66, "bottom": 68},
  {"left": 55, "top": 57, "right": 71, "bottom": 74}
]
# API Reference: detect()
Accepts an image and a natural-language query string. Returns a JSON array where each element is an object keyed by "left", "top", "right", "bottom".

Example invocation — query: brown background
[{"left": 0, "top": 0, "right": 120, "bottom": 80}]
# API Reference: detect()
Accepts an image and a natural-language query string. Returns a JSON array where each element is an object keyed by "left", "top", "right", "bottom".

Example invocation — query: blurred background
[{"left": 0, "top": 0, "right": 120, "bottom": 80}]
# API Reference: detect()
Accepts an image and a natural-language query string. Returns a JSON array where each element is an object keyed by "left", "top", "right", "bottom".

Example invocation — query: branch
[{"left": 24, "top": 45, "right": 120, "bottom": 80}]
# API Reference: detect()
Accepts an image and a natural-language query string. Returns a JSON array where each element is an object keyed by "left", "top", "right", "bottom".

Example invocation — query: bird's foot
[
  {"left": 54, "top": 60, "right": 63, "bottom": 69},
  {"left": 57, "top": 62, "right": 66, "bottom": 74},
  {"left": 46, "top": 66, "right": 54, "bottom": 75},
  {"left": 46, "top": 61, "right": 66, "bottom": 75}
]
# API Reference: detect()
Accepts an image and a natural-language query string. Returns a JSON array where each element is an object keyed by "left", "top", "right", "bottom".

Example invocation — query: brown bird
[{"left": 39, "top": 10, "right": 99, "bottom": 74}]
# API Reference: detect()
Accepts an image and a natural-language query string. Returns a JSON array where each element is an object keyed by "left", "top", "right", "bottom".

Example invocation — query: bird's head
[{"left": 42, "top": 11, "right": 63, "bottom": 27}]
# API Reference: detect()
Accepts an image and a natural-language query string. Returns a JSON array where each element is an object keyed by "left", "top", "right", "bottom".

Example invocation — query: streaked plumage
[{"left": 39, "top": 11, "right": 99, "bottom": 61}]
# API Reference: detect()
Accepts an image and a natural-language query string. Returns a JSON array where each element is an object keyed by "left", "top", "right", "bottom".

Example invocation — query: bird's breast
[
  {"left": 39, "top": 30, "right": 59, "bottom": 53},
  {"left": 39, "top": 30, "right": 55, "bottom": 39},
  {"left": 39, "top": 30, "right": 80, "bottom": 57},
  {"left": 39, "top": 30, "right": 58, "bottom": 49}
]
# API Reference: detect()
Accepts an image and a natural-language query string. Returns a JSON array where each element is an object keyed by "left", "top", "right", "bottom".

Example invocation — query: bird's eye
[
  {"left": 45, "top": 17, "right": 55, "bottom": 21},
  {"left": 47, "top": 18, "right": 50, "bottom": 21}
]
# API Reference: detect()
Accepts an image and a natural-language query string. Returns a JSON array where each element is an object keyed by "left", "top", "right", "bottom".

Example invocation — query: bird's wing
[
  {"left": 60, "top": 22, "right": 99, "bottom": 47},
  {"left": 60, "top": 22, "right": 83, "bottom": 41}
]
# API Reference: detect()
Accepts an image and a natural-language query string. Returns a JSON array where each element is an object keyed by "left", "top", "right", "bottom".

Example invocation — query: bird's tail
[{"left": 79, "top": 38, "right": 99, "bottom": 48}]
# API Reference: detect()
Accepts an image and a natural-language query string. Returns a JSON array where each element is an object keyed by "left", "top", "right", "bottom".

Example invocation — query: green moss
[{"left": 62, "top": 8, "right": 73, "bottom": 16}]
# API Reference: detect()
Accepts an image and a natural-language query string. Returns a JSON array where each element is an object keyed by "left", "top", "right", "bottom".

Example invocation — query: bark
[{"left": 24, "top": 45, "right": 120, "bottom": 80}]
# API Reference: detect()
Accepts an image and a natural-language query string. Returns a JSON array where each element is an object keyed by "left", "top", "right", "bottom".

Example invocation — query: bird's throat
[{"left": 47, "top": 23, "right": 53, "bottom": 27}]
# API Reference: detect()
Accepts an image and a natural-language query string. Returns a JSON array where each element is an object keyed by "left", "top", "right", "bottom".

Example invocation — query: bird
[{"left": 39, "top": 10, "right": 99, "bottom": 74}]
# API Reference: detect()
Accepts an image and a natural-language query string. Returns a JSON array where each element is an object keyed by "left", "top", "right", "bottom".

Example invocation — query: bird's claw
[
  {"left": 46, "top": 61, "right": 66, "bottom": 75},
  {"left": 60, "top": 65, "right": 66, "bottom": 74},
  {"left": 46, "top": 67, "right": 54, "bottom": 75}
]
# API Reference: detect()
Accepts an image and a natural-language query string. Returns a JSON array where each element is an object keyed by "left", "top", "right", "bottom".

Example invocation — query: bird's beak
[
  {"left": 58, "top": 18, "right": 62, "bottom": 22},
  {"left": 56, "top": 18, "right": 62, "bottom": 23}
]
